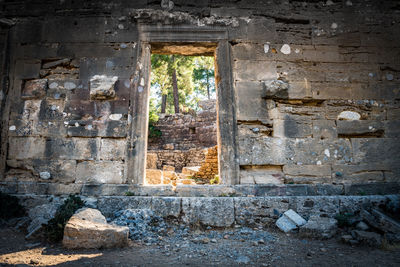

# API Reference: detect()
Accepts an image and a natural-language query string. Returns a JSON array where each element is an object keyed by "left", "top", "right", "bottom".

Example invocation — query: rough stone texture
[
  {"left": 89, "top": 75, "right": 118, "bottom": 100},
  {"left": 193, "top": 146, "right": 218, "bottom": 180},
  {"left": 0, "top": 0, "right": 399, "bottom": 194},
  {"left": 276, "top": 209, "right": 307, "bottom": 232},
  {"left": 62, "top": 208, "right": 129, "bottom": 249},
  {"left": 299, "top": 215, "right": 338, "bottom": 239},
  {"left": 181, "top": 197, "right": 234, "bottom": 227},
  {"left": 145, "top": 169, "right": 162, "bottom": 185}
]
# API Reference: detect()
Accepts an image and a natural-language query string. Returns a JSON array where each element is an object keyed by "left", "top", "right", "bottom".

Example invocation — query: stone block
[
  {"left": 294, "top": 196, "right": 340, "bottom": 218},
  {"left": 182, "top": 166, "right": 200, "bottom": 176},
  {"left": 234, "top": 197, "right": 289, "bottom": 226},
  {"left": 276, "top": 209, "right": 306, "bottom": 232},
  {"left": 312, "top": 120, "right": 337, "bottom": 139},
  {"left": 90, "top": 75, "right": 118, "bottom": 100},
  {"left": 21, "top": 79, "right": 48, "bottom": 99},
  {"left": 299, "top": 215, "right": 338, "bottom": 239},
  {"left": 262, "top": 79, "right": 289, "bottom": 99},
  {"left": 97, "top": 196, "right": 152, "bottom": 219},
  {"left": 44, "top": 138, "right": 99, "bottom": 160},
  {"left": 151, "top": 197, "right": 181, "bottom": 218},
  {"left": 163, "top": 165, "right": 175, "bottom": 171},
  {"left": 337, "top": 120, "right": 384, "bottom": 136},
  {"left": 63, "top": 208, "right": 129, "bottom": 249},
  {"left": 235, "top": 82, "right": 268, "bottom": 120},
  {"left": 146, "top": 169, "right": 162, "bottom": 185},
  {"left": 8, "top": 137, "right": 46, "bottom": 160},
  {"left": 384, "top": 120, "right": 400, "bottom": 138},
  {"left": 15, "top": 60, "right": 41, "bottom": 79},
  {"left": 273, "top": 118, "right": 312, "bottom": 138},
  {"left": 6, "top": 159, "right": 76, "bottom": 183},
  {"left": 99, "top": 138, "right": 126, "bottom": 161},
  {"left": 181, "top": 197, "right": 234, "bottom": 227},
  {"left": 332, "top": 164, "right": 387, "bottom": 183},
  {"left": 239, "top": 166, "right": 284, "bottom": 184},
  {"left": 283, "top": 165, "right": 331, "bottom": 177},
  {"left": 75, "top": 161, "right": 124, "bottom": 184},
  {"left": 233, "top": 60, "right": 277, "bottom": 81},
  {"left": 48, "top": 183, "right": 82, "bottom": 195},
  {"left": 351, "top": 138, "right": 400, "bottom": 164},
  {"left": 239, "top": 137, "right": 294, "bottom": 165}
]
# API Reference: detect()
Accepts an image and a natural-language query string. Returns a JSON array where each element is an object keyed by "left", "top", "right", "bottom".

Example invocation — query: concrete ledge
[
  {"left": 13, "top": 194, "right": 400, "bottom": 228},
  {"left": 1, "top": 182, "right": 400, "bottom": 197}
]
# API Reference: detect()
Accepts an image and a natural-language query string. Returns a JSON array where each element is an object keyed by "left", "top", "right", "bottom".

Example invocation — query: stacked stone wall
[{"left": 0, "top": 0, "right": 398, "bottom": 195}]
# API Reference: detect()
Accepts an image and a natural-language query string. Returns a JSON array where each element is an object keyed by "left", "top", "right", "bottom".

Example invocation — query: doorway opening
[{"left": 145, "top": 51, "right": 219, "bottom": 186}]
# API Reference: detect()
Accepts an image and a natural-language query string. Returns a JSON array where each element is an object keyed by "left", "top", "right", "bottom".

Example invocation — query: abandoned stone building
[{"left": 0, "top": 0, "right": 399, "bottom": 238}]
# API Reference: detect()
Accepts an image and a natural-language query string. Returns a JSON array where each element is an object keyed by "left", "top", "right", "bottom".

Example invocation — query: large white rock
[
  {"left": 276, "top": 209, "right": 307, "bottom": 232},
  {"left": 63, "top": 208, "right": 129, "bottom": 249},
  {"left": 89, "top": 75, "right": 118, "bottom": 100}
]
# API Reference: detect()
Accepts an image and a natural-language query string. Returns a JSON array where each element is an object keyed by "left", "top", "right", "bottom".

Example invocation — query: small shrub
[
  {"left": 125, "top": 191, "right": 134, "bottom": 196},
  {"left": 44, "top": 195, "right": 85, "bottom": 242},
  {"left": 0, "top": 192, "right": 25, "bottom": 219},
  {"left": 210, "top": 175, "right": 219, "bottom": 185},
  {"left": 335, "top": 212, "right": 355, "bottom": 228}
]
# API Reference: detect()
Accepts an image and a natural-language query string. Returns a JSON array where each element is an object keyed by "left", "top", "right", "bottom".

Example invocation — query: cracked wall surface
[{"left": 0, "top": 0, "right": 399, "bottom": 195}]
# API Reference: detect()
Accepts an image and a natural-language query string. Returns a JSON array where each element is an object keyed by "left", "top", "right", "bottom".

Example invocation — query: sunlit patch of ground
[{"left": 0, "top": 247, "right": 102, "bottom": 266}]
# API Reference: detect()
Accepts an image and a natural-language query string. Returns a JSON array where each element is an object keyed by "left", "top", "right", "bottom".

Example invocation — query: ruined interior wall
[{"left": 0, "top": 0, "right": 398, "bottom": 195}]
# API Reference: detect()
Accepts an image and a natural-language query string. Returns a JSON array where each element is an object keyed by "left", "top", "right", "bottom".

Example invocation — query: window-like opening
[{"left": 145, "top": 53, "right": 219, "bottom": 186}]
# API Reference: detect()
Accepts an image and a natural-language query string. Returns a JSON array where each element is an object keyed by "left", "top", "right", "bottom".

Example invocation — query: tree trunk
[
  {"left": 161, "top": 93, "right": 167, "bottom": 113},
  {"left": 171, "top": 56, "right": 180, "bottom": 113},
  {"left": 206, "top": 71, "right": 210, "bottom": 99}
]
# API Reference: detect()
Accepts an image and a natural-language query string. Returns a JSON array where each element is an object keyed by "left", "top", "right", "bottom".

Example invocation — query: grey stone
[
  {"left": 299, "top": 216, "right": 338, "bottom": 239},
  {"left": 352, "top": 230, "right": 382, "bottom": 247},
  {"left": 337, "top": 111, "right": 361, "bottom": 120},
  {"left": 262, "top": 79, "right": 289, "bottom": 99},
  {"left": 25, "top": 201, "right": 61, "bottom": 240},
  {"left": 356, "top": 221, "right": 369, "bottom": 231},
  {"left": 276, "top": 209, "right": 306, "bottom": 232},
  {"left": 39, "top": 171, "right": 51, "bottom": 180},
  {"left": 89, "top": 75, "right": 118, "bottom": 100},
  {"left": 276, "top": 215, "right": 297, "bottom": 232},
  {"left": 361, "top": 208, "right": 400, "bottom": 234},
  {"left": 42, "top": 58, "right": 70, "bottom": 69},
  {"left": 182, "top": 197, "right": 234, "bottom": 227},
  {"left": 63, "top": 208, "right": 129, "bottom": 249}
]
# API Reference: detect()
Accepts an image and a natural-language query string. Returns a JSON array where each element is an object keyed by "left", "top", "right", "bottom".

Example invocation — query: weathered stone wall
[
  {"left": 148, "top": 100, "right": 217, "bottom": 151},
  {"left": 147, "top": 148, "right": 208, "bottom": 172},
  {"left": 0, "top": 0, "right": 399, "bottom": 195}
]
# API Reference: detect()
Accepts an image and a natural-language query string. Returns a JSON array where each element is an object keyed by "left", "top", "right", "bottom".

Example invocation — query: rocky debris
[
  {"left": 21, "top": 79, "right": 48, "bottom": 99},
  {"left": 276, "top": 209, "right": 306, "bottom": 232},
  {"left": 146, "top": 169, "right": 163, "bottom": 185},
  {"left": 25, "top": 201, "right": 61, "bottom": 240},
  {"left": 262, "top": 79, "right": 289, "bottom": 99},
  {"left": 299, "top": 216, "right": 338, "bottom": 239},
  {"left": 63, "top": 208, "right": 129, "bottom": 249},
  {"left": 361, "top": 208, "right": 400, "bottom": 234},
  {"left": 193, "top": 146, "right": 218, "bottom": 181},
  {"left": 356, "top": 221, "right": 369, "bottom": 231},
  {"left": 112, "top": 209, "right": 167, "bottom": 243},
  {"left": 351, "top": 230, "right": 382, "bottom": 247},
  {"left": 89, "top": 75, "right": 118, "bottom": 100}
]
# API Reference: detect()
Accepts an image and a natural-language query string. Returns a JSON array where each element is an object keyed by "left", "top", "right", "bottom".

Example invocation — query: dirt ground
[{"left": 0, "top": 226, "right": 399, "bottom": 267}]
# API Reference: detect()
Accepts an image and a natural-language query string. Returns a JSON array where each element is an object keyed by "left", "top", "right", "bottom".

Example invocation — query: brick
[{"left": 75, "top": 161, "right": 124, "bottom": 184}]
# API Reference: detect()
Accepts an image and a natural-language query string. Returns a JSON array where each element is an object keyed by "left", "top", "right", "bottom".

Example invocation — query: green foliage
[
  {"left": 44, "top": 195, "right": 85, "bottom": 242},
  {"left": 150, "top": 54, "right": 215, "bottom": 114},
  {"left": 0, "top": 192, "right": 25, "bottom": 219},
  {"left": 125, "top": 191, "right": 134, "bottom": 196},
  {"left": 335, "top": 212, "right": 355, "bottom": 228},
  {"left": 210, "top": 175, "right": 220, "bottom": 185}
]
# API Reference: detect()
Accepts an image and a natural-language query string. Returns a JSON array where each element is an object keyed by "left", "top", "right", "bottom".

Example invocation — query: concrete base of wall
[
  {"left": 14, "top": 193, "right": 400, "bottom": 228},
  {"left": 1, "top": 181, "right": 400, "bottom": 197}
]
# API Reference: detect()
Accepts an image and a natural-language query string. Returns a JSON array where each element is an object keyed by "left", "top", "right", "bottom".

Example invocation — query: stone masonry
[{"left": 0, "top": 0, "right": 398, "bottom": 196}]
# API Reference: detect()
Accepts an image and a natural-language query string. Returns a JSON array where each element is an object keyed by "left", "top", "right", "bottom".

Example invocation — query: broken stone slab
[
  {"left": 25, "top": 201, "right": 61, "bottom": 240},
  {"left": 262, "top": 79, "right": 289, "bottom": 99},
  {"left": 21, "top": 79, "right": 48, "bottom": 99},
  {"left": 89, "top": 75, "right": 118, "bottom": 100},
  {"left": 361, "top": 208, "right": 400, "bottom": 234},
  {"left": 351, "top": 230, "right": 382, "bottom": 247},
  {"left": 42, "top": 58, "right": 71, "bottom": 69},
  {"left": 182, "top": 166, "right": 200, "bottom": 176},
  {"left": 146, "top": 169, "right": 163, "bottom": 185},
  {"left": 276, "top": 209, "right": 307, "bottom": 232},
  {"left": 299, "top": 215, "right": 338, "bottom": 239},
  {"left": 63, "top": 208, "right": 129, "bottom": 249}
]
